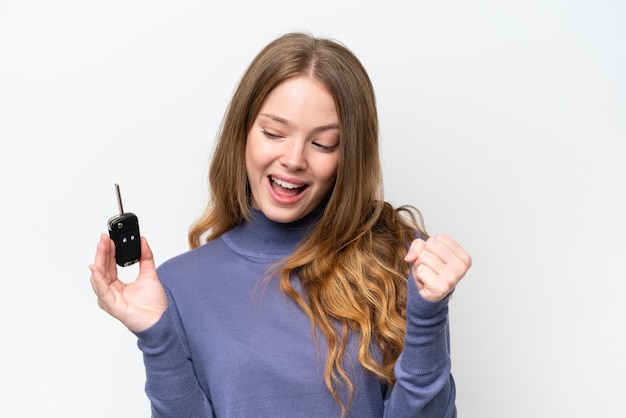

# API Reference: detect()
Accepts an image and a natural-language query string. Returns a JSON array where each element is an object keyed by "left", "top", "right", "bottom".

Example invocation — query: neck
[{"left": 223, "top": 207, "right": 323, "bottom": 259}]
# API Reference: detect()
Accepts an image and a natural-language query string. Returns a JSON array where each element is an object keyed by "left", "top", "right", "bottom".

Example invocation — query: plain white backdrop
[{"left": 1, "top": 1, "right": 624, "bottom": 417}]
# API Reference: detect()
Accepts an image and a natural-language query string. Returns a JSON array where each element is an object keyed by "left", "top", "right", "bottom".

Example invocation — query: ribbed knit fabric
[{"left": 135, "top": 208, "right": 457, "bottom": 418}]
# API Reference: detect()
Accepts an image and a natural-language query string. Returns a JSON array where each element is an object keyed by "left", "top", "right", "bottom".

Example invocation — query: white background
[{"left": 1, "top": 1, "right": 624, "bottom": 417}]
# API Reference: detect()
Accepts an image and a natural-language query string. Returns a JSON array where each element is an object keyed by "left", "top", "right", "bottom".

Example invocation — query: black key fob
[{"left": 107, "top": 184, "right": 141, "bottom": 267}]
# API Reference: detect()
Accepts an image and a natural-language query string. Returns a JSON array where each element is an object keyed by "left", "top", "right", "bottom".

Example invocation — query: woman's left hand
[{"left": 404, "top": 233, "right": 472, "bottom": 302}]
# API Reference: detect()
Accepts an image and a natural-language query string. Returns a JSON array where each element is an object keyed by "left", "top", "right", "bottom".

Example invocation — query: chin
[{"left": 262, "top": 206, "right": 307, "bottom": 224}]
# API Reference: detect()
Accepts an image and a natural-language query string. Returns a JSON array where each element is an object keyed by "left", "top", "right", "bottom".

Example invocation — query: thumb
[
  {"left": 404, "top": 238, "right": 425, "bottom": 263},
  {"left": 137, "top": 236, "right": 157, "bottom": 275}
]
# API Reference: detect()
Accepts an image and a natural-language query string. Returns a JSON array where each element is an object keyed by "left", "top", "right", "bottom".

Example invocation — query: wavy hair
[{"left": 188, "top": 32, "right": 428, "bottom": 416}]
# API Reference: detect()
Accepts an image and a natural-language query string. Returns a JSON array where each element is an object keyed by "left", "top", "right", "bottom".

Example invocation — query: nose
[{"left": 280, "top": 140, "right": 307, "bottom": 171}]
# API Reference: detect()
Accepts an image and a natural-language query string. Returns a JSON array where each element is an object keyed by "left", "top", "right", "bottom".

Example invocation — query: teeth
[{"left": 271, "top": 176, "right": 303, "bottom": 189}]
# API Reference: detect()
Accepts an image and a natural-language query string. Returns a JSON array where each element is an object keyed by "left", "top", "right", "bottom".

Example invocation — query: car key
[{"left": 107, "top": 183, "right": 141, "bottom": 267}]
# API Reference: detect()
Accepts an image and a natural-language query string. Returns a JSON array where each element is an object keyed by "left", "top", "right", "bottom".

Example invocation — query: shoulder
[{"left": 156, "top": 237, "right": 230, "bottom": 286}]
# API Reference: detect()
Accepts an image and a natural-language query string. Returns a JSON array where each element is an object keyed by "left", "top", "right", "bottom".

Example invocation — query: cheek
[
  {"left": 318, "top": 156, "right": 339, "bottom": 187},
  {"left": 244, "top": 142, "right": 253, "bottom": 170},
  {"left": 245, "top": 135, "right": 265, "bottom": 176},
  {"left": 246, "top": 133, "right": 277, "bottom": 168}
]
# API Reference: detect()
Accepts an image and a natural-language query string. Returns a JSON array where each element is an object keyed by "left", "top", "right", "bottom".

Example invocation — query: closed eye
[
  {"left": 261, "top": 129, "right": 283, "bottom": 139},
  {"left": 312, "top": 142, "right": 339, "bottom": 152}
]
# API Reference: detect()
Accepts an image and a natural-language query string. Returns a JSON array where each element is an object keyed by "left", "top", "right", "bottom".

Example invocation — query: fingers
[
  {"left": 421, "top": 235, "right": 471, "bottom": 276},
  {"left": 89, "top": 234, "right": 117, "bottom": 299},
  {"left": 104, "top": 234, "right": 118, "bottom": 282},
  {"left": 92, "top": 234, "right": 110, "bottom": 272},
  {"left": 88, "top": 233, "right": 167, "bottom": 331},
  {"left": 433, "top": 234, "right": 472, "bottom": 270},
  {"left": 90, "top": 235, "right": 157, "bottom": 294},
  {"left": 405, "top": 233, "right": 472, "bottom": 302},
  {"left": 408, "top": 234, "right": 471, "bottom": 272}
]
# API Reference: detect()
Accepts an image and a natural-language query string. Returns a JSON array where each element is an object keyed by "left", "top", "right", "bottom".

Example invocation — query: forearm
[
  {"left": 384, "top": 277, "right": 456, "bottom": 418},
  {"left": 134, "top": 308, "right": 213, "bottom": 417}
]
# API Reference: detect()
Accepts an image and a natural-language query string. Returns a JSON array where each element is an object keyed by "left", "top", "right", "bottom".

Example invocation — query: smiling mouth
[{"left": 270, "top": 176, "right": 307, "bottom": 196}]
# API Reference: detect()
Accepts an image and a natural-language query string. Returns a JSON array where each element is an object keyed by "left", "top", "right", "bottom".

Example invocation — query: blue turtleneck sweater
[{"left": 135, "top": 209, "right": 456, "bottom": 417}]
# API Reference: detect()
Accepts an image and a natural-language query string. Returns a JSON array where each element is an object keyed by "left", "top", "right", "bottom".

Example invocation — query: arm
[
  {"left": 383, "top": 278, "right": 456, "bottom": 418},
  {"left": 134, "top": 303, "right": 213, "bottom": 417},
  {"left": 89, "top": 234, "right": 213, "bottom": 417},
  {"left": 384, "top": 233, "right": 471, "bottom": 417}
]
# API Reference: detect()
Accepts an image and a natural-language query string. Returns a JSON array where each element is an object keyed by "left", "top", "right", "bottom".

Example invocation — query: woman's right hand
[{"left": 89, "top": 233, "right": 168, "bottom": 332}]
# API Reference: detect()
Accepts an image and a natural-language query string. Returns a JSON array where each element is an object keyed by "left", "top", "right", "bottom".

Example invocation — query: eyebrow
[{"left": 258, "top": 113, "right": 340, "bottom": 133}]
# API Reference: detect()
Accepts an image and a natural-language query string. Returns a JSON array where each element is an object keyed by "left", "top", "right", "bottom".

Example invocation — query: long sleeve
[
  {"left": 383, "top": 275, "right": 457, "bottom": 418},
  {"left": 134, "top": 295, "right": 213, "bottom": 418},
  {"left": 128, "top": 209, "right": 459, "bottom": 417}
]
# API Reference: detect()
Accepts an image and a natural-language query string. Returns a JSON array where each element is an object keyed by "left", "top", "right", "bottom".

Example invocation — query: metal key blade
[{"left": 114, "top": 183, "right": 125, "bottom": 215}]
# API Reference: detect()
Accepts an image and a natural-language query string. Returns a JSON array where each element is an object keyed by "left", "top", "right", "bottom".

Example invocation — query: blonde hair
[{"left": 188, "top": 32, "right": 428, "bottom": 416}]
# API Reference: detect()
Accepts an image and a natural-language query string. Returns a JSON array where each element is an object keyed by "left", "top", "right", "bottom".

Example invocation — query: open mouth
[{"left": 270, "top": 175, "right": 307, "bottom": 197}]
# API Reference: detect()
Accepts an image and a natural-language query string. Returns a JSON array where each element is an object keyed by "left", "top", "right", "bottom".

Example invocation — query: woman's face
[{"left": 246, "top": 75, "right": 340, "bottom": 223}]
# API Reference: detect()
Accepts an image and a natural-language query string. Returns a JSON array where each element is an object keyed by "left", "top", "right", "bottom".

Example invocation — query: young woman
[{"left": 89, "top": 32, "right": 472, "bottom": 418}]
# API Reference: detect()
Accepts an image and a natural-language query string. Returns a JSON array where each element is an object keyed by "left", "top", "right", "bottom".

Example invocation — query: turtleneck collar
[{"left": 221, "top": 206, "right": 323, "bottom": 260}]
